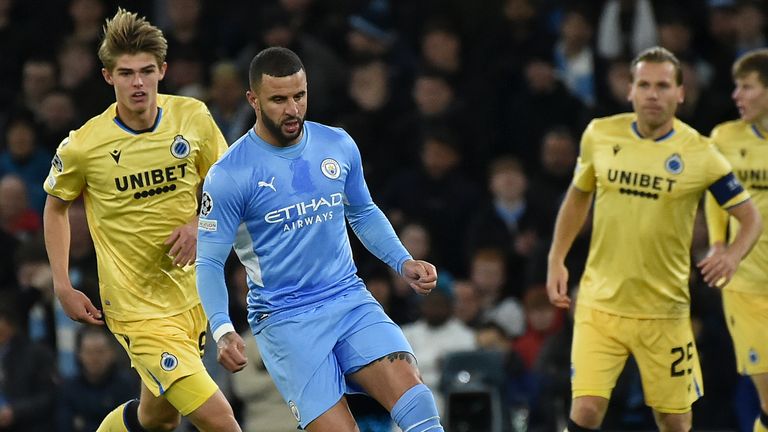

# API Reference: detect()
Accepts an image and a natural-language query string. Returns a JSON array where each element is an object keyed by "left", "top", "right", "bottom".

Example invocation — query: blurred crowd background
[{"left": 0, "top": 0, "right": 765, "bottom": 431}]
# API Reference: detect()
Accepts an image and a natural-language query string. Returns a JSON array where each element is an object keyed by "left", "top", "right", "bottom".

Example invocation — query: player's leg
[
  {"left": 652, "top": 411, "right": 691, "bottom": 432},
  {"left": 167, "top": 370, "right": 240, "bottom": 432},
  {"left": 635, "top": 317, "right": 701, "bottom": 432},
  {"left": 723, "top": 290, "right": 768, "bottom": 432},
  {"left": 97, "top": 382, "right": 180, "bottom": 432},
  {"left": 304, "top": 397, "right": 360, "bottom": 432},
  {"left": 568, "top": 305, "right": 629, "bottom": 430},
  {"left": 350, "top": 352, "right": 443, "bottom": 432},
  {"left": 753, "top": 373, "right": 768, "bottom": 432},
  {"left": 335, "top": 301, "right": 442, "bottom": 431}
]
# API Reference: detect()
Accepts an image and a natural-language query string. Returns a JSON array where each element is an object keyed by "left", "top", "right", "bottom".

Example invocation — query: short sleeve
[
  {"left": 43, "top": 133, "right": 85, "bottom": 201},
  {"left": 572, "top": 121, "right": 596, "bottom": 192}
]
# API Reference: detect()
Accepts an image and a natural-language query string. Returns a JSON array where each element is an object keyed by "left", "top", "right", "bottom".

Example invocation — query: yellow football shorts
[
  {"left": 572, "top": 304, "right": 703, "bottom": 413},
  {"left": 722, "top": 288, "right": 768, "bottom": 375},
  {"left": 106, "top": 303, "right": 218, "bottom": 415}
]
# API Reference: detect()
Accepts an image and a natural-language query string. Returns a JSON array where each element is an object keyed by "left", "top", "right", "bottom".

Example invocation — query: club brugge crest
[
  {"left": 321, "top": 158, "right": 340, "bottom": 179},
  {"left": 665, "top": 153, "right": 684, "bottom": 175},
  {"left": 160, "top": 352, "right": 179, "bottom": 371},
  {"left": 289, "top": 400, "right": 301, "bottom": 422},
  {"left": 170, "top": 135, "right": 191, "bottom": 159}
]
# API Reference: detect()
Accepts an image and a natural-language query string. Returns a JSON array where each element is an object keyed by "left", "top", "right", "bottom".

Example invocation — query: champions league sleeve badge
[{"left": 170, "top": 135, "right": 191, "bottom": 159}]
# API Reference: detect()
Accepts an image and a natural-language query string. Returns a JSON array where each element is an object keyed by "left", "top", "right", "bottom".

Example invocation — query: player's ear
[
  {"left": 246, "top": 90, "right": 259, "bottom": 113},
  {"left": 102, "top": 68, "right": 114, "bottom": 86},
  {"left": 158, "top": 62, "right": 167, "bottom": 81},
  {"left": 678, "top": 85, "right": 685, "bottom": 104}
]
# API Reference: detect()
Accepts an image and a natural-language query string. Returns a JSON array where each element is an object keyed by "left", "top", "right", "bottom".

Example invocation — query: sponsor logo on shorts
[
  {"left": 160, "top": 352, "right": 179, "bottom": 371},
  {"left": 289, "top": 400, "right": 301, "bottom": 422},
  {"left": 198, "top": 218, "right": 217, "bottom": 232}
]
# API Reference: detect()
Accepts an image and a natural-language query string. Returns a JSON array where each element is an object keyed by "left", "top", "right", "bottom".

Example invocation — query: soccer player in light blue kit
[{"left": 196, "top": 47, "right": 445, "bottom": 432}]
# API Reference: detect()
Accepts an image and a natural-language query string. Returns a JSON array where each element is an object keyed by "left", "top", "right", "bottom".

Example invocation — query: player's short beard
[{"left": 261, "top": 112, "right": 304, "bottom": 146}]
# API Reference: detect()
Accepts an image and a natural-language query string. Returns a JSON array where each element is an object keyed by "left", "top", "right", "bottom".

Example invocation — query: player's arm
[
  {"left": 43, "top": 195, "right": 103, "bottom": 324},
  {"left": 546, "top": 185, "right": 593, "bottom": 309},
  {"left": 196, "top": 167, "right": 247, "bottom": 372},
  {"left": 698, "top": 198, "right": 762, "bottom": 287},
  {"left": 703, "top": 191, "right": 729, "bottom": 255},
  {"left": 341, "top": 132, "right": 437, "bottom": 294}
]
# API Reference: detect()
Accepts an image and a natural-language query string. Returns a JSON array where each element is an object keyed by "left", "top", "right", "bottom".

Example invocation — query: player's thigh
[
  {"left": 305, "top": 397, "right": 359, "bottom": 432},
  {"left": 753, "top": 373, "right": 768, "bottom": 409},
  {"left": 337, "top": 304, "right": 419, "bottom": 410},
  {"left": 138, "top": 382, "right": 181, "bottom": 429},
  {"left": 185, "top": 386, "right": 240, "bottom": 432},
  {"left": 633, "top": 317, "right": 702, "bottom": 413},
  {"left": 723, "top": 290, "right": 768, "bottom": 376},
  {"left": 108, "top": 305, "right": 209, "bottom": 403},
  {"left": 571, "top": 305, "right": 630, "bottom": 400}
]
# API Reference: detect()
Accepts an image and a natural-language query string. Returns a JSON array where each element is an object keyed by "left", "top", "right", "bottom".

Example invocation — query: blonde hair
[{"left": 97, "top": 8, "right": 167, "bottom": 72}]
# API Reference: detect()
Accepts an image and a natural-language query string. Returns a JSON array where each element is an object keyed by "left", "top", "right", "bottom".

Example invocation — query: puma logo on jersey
[
  {"left": 110, "top": 149, "right": 121, "bottom": 164},
  {"left": 258, "top": 177, "right": 276, "bottom": 192}
]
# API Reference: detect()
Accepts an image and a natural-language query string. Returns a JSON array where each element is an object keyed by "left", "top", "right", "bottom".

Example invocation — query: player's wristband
[{"left": 212, "top": 323, "right": 236, "bottom": 343}]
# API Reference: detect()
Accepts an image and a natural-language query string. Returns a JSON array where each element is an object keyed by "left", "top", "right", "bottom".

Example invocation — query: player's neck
[
  {"left": 116, "top": 104, "right": 159, "bottom": 132},
  {"left": 635, "top": 119, "right": 674, "bottom": 141},
  {"left": 756, "top": 118, "right": 768, "bottom": 136}
]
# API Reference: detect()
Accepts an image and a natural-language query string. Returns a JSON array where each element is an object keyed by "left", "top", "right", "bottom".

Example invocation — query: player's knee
[
  {"left": 656, "top": 412, "right": 691, "bottom": 432},
  {"left": 570, "top": 398, "right": 607, "bottom": 428},
  {"left": 138, "top": 406, "right": 181, "bottom": 431}
]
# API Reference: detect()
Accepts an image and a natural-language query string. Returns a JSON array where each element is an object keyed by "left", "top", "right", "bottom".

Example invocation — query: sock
[
  {"left": 754, "top": 409, "right": 768, "bottom": 432},
  {"left": 96, "top": 399, "right": 147, "bottom": 432},
  {"left": 566, "top": 418, "right": 600, "bottom": 432},
  {"left": 390, "top": 383, "right": 443, "bottom": 432}
]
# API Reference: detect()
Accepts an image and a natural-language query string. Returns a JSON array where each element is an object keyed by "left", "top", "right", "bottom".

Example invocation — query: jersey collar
[
  {"left": 750, "top": 123, "right": 766, "bottom": 140},
  {"left": 631, "top": 121, "right": 675, "bottom": 142},
  {"left": 114, "top": 107, "right": 163, "bottom": 135}
]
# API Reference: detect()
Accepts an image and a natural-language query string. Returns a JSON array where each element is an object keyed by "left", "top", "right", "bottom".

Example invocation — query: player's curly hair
[{"left": 97, "top": 8, "right": 167, "bottom": 71}]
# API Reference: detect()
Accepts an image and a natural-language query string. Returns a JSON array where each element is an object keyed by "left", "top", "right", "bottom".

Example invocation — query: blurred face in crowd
[
  {"left": 400, "top": 223, "right": 430, "bottom": 260},
  {"left": 629, "top": 61, "right": 684, "bottom": 133},
  {"left": 79, "top": 330, "right": 117, "bottom": 381},
  {"left": 453, "top": 280, "right": 481, "bottom": 325},
  {"left": 23, "top": 61, "right": 57, "bottom": 101},
  {"left": 732, "top": 71, "right": 768, "bottom": 124},
  {"left": 102, "top": 53, "right": 166, "bottom": 124},
  {"left": 422, "top": 29, "right": 460, "bottom": 73},
  {"left": 490, "top": 165, "right": 526, "bottom": 202},
  {"left": 541, "top": 132, "right": 576, "bottom": 177},
  {"left": 350, "top": 61, "right": 389, "bottom": 111},
  {"left": 413, "top": 76, "right": 453, "bottom": 115},
  {"left": 6, "top": 121, "right": 36, "bottom": 160},
  {"left": 248, "top": 70, "right": 308, "bottom": 147},
  {"left": 0, "top": 176, "right": 29, "bottom": 222},
  {"left": 39, "top": 92, "right": 77, "bottom": 130},
  {"left": 421, "top": 138, "right": 459, "bottom": 179}
]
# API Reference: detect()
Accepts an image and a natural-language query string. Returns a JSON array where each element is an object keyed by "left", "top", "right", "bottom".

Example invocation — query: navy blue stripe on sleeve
[{"left": 708, "top": 172, "right": 745, "bottom": 206}]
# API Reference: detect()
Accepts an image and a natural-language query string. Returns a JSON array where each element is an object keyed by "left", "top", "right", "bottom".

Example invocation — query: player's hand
[
  {"left": 697, "top": 243, "right": 738, "bottom": 288},
  {"left": 55, "top": 285, "right": 104, "bottom": 325},
  {"left": 217, "top": 331, "right": 248, "bottom": 373},
  {"left": 165, "top": 218, "right": 198, "bottom": 267},
  {"left": 402, "top": 259, "right": 438, "bottom": 295},
  {"left": 546, "top": 261, "right": 571, "bottom": 309}
]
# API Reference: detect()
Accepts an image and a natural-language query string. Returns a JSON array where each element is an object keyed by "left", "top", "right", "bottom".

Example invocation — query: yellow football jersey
[
  {"left": 44, "top": 94, "right": 228, "bottom": 321},
  {"left": 574, "top": 113, "right": 749, "bottom": 319},
  {"left": 705, "top": 120, "right": 768, "bottom": 294}
]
